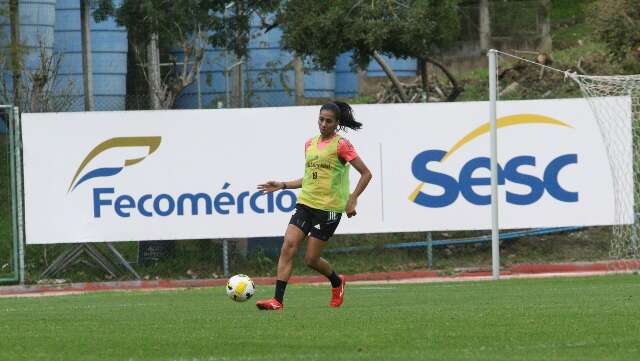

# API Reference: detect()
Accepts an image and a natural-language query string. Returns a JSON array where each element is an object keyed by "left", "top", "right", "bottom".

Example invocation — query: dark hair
[{"left": 320, "top": 101, "right": 362, "bottom": 131}]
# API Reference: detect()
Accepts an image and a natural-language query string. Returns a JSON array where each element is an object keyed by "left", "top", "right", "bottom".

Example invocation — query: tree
[
  {"left": 94, "top": 0, "right": 279, "bottom": 109},
  {"left": 0, "top": 41, "right": 81, "bottom": 112},
  {"left": 537, "top": 0, "right": 552, "bottom": 53},
  {"left": 202, "top": 0, "right": 280, "bottom": 107},
  {"left": 94, "top": 0, "right": 213, "bottom": 109},
  {"left": 194, "top": 1, "right": 279, "bottom": 60},
  {"left": 590, "top": 0, "right": 640, "bottom": 73},
  {"left": 277, "top": 0, "right": 461, "bottom": 102},
  {"left": 0, "top": 2, "right": 79, "bottom": 112}
]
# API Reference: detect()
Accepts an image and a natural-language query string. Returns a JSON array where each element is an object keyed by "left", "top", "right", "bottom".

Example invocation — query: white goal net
[
  {"left": 494, "top": 50, "right": 640, "bottom": 265},
  {"left": 569, "top": 74, "right": 640, "bottom": 261}
]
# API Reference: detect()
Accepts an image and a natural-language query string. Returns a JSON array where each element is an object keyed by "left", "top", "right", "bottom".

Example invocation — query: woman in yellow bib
[{"left": 255, "top": 101, "right": 372, "bottom": 311}]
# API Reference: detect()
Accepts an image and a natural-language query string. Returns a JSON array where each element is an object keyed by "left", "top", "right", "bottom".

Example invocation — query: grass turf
[{"left": 0, "top": 274, "right": 639, "bottom": 361}]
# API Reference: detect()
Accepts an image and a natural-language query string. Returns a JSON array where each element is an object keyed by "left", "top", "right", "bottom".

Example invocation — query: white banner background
[{"left": 21, "top": 98, "right": 632, "bottom": 244}]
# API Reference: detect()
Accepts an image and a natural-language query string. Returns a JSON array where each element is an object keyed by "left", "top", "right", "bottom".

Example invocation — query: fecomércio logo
[
  {"left": 409, "top": 114, "right": 579, "bottom": 208},
  {"left": 70, "top": 137, "right": 297, "bottom": 218},
  {"left": 68, "top": 136, "right": 161, "bottom": 192}
]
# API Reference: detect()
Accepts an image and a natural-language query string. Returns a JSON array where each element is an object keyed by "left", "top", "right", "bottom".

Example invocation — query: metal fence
[
  {"left": 0, "top": 107, "right": 21, "bottom": 284},
  {"left": 14, "top": 90, "right": 336, "bottom": 114},
  {"left": 0, "top": 114, "right": 11, "bottom": 282}
]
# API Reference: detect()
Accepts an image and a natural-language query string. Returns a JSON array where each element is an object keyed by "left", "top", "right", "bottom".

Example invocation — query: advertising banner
[{"left": 22, "top": 98, "right": 632, "bottom": 244}]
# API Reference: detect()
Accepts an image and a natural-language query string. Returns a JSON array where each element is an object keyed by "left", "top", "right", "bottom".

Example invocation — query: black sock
[
  {"left": 328, "top": 271, "right": 341, "bottom": 288},
  {"left": 274, "top": 280, "right": 287, "bottom": 304}
]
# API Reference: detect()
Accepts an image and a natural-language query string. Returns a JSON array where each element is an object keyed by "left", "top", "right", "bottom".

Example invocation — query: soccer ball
[{"left": 226, "top": 274, "right": 256, "bottom": 302}]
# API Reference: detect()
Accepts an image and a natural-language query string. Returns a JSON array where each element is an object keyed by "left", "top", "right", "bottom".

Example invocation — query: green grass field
[{"left": 0, "top": 275, "right": 638, "bottom": 361}]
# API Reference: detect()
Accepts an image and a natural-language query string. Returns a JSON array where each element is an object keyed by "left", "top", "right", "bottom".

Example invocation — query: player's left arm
[{"left": 346, "top": 156, "right": 372, "bottom": 218}]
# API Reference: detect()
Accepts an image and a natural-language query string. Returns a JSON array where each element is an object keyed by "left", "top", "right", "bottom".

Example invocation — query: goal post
[
  {"left": 488, "top": 49, "right": 500, "bottom": 280},
  {"left": 488, "top": 49, "right": 640, "bottom": 275}
]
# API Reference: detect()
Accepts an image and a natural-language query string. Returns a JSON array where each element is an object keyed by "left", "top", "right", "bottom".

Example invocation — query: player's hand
[
  {"left": 257, "top": 180, "right": 283, "bottom": 193},
  {"left": 345, "top": 196, "right": 357, "bottom": 218}
]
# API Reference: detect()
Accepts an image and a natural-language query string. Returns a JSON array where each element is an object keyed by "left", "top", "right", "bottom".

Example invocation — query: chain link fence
[
  {"left": 0, "top": 114, "right": 11, "bottom": 280},
  {"left": 19, "top": 88, "right": 338, "bottom": 113}
]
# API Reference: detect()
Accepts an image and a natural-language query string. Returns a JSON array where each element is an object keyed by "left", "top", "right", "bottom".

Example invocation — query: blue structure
[
  {"left": 54, "top": 0, "right": 128, "bottom": 111},
  {"left": 246, "top": 23, "right": 295, "bottom": 107},
  {"left": 174, "top": 13, "right": 291, "bottom": 109},
  {"left": 246, "top": 14, "right": 335, "bottom": 107},
  {"left": 0, "top": 0, "right": 415, "bottom": 111},
  {"left": 248, "top": 20, "right": 337, "bottom": 106},
  {"left": 0, "top": 0, "right": 56, "bottom": 94},
  {"left": 175, "top": 15, "right": 337, "bottom": 109},
  {"left": 336, "top": 53, "right": 418, "bottom": 98},
  {"left": 2, "top": 3, "right": 417, "bottom": 110},
  {"left": 366, "top": 54, "right": 416, "bottom": 78},
  {"left": 303, "top": 58, "right": 335, "bottom": 100},
  {"left": 335, "top": 52, "right": 359, "bottom": 98},
  {"left": 172, "top": 36, "right": 227, "bottom": 109},
  {"left": 177, "top": 44, "right": 416, "bottom": 108}
]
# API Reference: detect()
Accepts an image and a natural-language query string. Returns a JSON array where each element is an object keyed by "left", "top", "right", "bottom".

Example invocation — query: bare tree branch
[
  {"left": 373, "top": 51, "right": 408, "bottom": 102},
  {"left": 424, "top": 56, "right": 462, "bottom": 102}
]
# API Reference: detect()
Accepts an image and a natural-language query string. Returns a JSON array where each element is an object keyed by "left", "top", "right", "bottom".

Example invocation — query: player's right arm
[{"left": 258, "top": 178, "right": 302, "bottom": 193}]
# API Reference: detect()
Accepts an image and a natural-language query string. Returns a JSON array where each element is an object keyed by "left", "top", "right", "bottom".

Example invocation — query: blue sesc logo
[{"left": 409, "top": 114, "right": 579, "bottom": 208}]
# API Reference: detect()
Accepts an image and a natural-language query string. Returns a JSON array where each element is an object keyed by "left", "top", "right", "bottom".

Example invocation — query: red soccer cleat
[
  {"left": 256, "top": 298, "right": 283, "bottom": 311},
  {"left": 330, "top": 275, "right": 346, "bottom": 308}
]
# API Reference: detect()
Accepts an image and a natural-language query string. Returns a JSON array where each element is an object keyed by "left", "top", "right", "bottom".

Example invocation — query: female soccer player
[{"left": 255, "top": 101, "right": 372, "bottom": 311}]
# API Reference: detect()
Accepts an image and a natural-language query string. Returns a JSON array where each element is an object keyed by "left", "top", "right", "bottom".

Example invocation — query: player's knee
[
  {"left": 280, "top": 241, "right": 297, "bottom": 258},
  {"left": 303, "top": 255, "right": 319, "bottom": 267}
]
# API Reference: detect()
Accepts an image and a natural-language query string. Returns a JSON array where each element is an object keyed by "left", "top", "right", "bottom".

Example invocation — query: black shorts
[{"left": 289, "top": 204, "right": 342, "bottom": 241}]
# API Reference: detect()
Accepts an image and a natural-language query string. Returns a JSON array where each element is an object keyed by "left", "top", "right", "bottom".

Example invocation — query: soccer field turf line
[{"left": 0, "top": 274, "right": 638, "bottom": 361}]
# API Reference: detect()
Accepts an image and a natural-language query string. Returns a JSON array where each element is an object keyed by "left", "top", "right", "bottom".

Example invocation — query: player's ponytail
[{"left": 320, "top": 101, "right": 362, "bottom": 131}]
